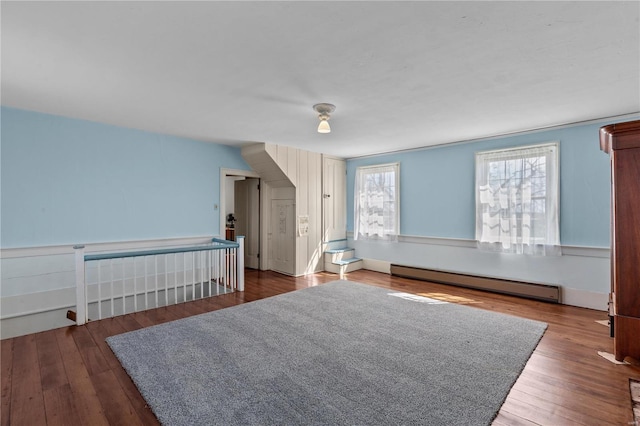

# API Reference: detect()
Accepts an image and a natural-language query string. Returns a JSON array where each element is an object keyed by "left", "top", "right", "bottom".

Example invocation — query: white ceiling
[{"left": 2, "top": 1, "right": 639, "bottom": 158}]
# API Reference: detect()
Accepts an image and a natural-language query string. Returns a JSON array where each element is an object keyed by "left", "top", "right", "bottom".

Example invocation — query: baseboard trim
[
  {"left": 1, "top": 303, "right": 75, "bottom": 320},
  {"left": 362, "top": 259, "right": 391, "bottom": 274},
  {"left": 561, "top": 287, "right": 609, "bottom": 311},
  {"left": 1, "top": 307, "right": 75, "bottom": 340},
  {"left": 1, "top": 287, "right": 75, "bottom": 320},
  {"left": 1, "top": 287, "right": 77, "bottom": 339}
]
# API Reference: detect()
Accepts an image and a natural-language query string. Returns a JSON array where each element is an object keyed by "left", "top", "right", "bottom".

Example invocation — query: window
[
  {"left": 354, "top": 163, "right": 400, "bottom": 241},
  {"left": 475, "top": 143, "right": 560, "bottom": 255}
]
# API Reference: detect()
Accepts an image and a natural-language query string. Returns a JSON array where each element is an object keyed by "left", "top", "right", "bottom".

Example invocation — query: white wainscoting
[
  {"left": 348, "top": 233, "right": 610, "bottom": 311},
  {"left": 1, "top": 236, "right": 217, "bottom": 339}
]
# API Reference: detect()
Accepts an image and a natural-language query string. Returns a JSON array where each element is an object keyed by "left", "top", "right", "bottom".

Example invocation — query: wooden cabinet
[{"left": 600, "top": 119, "right": 640, "bottom": 362}]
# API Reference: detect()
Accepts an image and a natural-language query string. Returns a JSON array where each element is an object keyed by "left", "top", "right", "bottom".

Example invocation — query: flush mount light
[{"left": 313, "top": 103, "right": 336, "bottom": 133}]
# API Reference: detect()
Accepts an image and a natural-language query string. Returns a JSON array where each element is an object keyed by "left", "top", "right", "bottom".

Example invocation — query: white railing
[{"left": 73, "top": 237, "right": 244, "bottom": 325}]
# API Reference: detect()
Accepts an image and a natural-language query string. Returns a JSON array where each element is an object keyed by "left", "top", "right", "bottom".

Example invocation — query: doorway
[
  {"left": 220, "top": 168, "right": 261, "bottom": 270},
  {"left": 234, "top": 178, "right": 260, "bottom": 269}
]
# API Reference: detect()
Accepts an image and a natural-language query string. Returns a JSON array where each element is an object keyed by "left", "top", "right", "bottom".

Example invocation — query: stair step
[
  {"left": 324, "top": 239, "right": 348, "bottom": 252},
  {"left": 324, "top": 247, "right": 354, "bottom": 254},
  {"left": 324, "top": 247, "right": 356, "bottom": 264},
  {"left": 324, "top": 257, "right": 364, "bottom": 274},
  {"left": 324, "top": 246, "right": 363, "bottom": 275},
  {"left": 334, "top": 257, "right": 362, "bottom": 265}
]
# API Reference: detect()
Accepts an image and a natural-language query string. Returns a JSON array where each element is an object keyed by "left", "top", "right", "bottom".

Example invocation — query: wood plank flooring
[{"left": 2, "top": 269, "right": 639, "bottom": 425}]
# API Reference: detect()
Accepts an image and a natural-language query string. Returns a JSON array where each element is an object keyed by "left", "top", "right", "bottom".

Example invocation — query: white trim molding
[
  {"left": 347, "top": 232, "right": 610, "bottom": 258},
  {"left": 1, "top": 235, "right": 218, "bottom": 259},
  {"left": 560, "top": 245, "right": 610, "bottom": 258},
  {"left": 1, "top": 288, "right": 77, "bottom": 339},
  {"left": 362, "top": 258, "right": 391, "bottom": 274}
]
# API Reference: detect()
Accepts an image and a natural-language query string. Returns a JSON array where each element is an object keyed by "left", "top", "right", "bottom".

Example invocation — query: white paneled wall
[
  {"left": 241, "top": 143, "right": 324, "bottom": 276},
  {"left": 296, "top": 149, "right": 323, "bottom": 276}
]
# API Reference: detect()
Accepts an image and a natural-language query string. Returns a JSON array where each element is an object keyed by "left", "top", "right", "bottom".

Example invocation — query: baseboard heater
[{"left": 390, "top": 264, "right": 560, "bottom": 303}]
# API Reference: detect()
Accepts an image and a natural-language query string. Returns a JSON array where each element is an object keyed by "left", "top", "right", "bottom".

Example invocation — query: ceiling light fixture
[{"left": 313, "top": 103, "right": 336, "bottom": 134}]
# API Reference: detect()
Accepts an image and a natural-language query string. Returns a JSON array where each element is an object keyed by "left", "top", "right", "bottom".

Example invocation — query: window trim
[
  {"left": 475, "top": 141, "right": 560, "bottom": 255},
  {"left": 354, "top": 162, "right": 400, "bottom": 241}
]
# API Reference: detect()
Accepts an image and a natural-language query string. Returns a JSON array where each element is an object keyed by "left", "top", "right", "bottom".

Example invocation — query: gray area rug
[{"left": 107, "top": 280, "right": 547, "bottom": 425}]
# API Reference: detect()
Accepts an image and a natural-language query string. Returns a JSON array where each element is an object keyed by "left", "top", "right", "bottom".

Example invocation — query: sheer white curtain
[
  {"left": 354, "top": 163, "right": 399, "bottom": 241},
  {"left": 475, "top": 143, "right": 560, "bottom": 255}
]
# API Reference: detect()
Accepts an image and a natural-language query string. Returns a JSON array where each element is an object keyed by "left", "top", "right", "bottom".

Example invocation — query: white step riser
[
  {"left": 324, "top": 260, "right": 363, "bottom": 274},
  {"left": 324, "top": 251, "right": 355, "bottom": 263}
]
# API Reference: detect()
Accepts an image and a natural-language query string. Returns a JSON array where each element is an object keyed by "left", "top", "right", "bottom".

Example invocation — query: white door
[
  {"left": 270, "top": 198, "right": 295, "bottom": 275},
  {"left": 235, "top": 178, "right": 260, "bottom": 269},
  {"left": 323, "top": 157, "right": 347, "bottom": 242}
]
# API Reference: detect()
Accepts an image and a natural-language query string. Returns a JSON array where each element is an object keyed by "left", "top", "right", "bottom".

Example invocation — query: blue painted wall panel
[
  {"left": 1, "top": 107, "right": 251, "bottom": 247},
  {"left": 347, "top": 117, "right": 638, "bottom": 247}
]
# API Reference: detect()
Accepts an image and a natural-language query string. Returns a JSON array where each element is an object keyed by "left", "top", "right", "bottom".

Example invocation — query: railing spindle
[
  {"left": 207, "top": 250, "right": 211, "bottom": 297},
  {"left": 231, "top": 248, "right": 236, "bottom": 290},
  {"left": 97, "top": 260, "right": 102, "bottom": 320},
  {"left": 216, "top": 249, "right": 221, "bottom": 294},
  {"left": 122, "top": 258, "right": 126, "bottom": 315},
  {"left": 182, "top": 252, "right": 187, "bottom": 303},
  {"left": 164, "top": 254, "right": 168, "bottom": 307},
  {"left": 133, "top": 258, "right": 138, "bottom": 313},
  {"left": 191, "top": 252, "right": 196, "bottom": 301},
  {"left": 73, "top": 245, "right": 87, "bottom": 325},
  {"left": 144, "top": 256, "right": 148, "bottom": 311},
  {"left": 198, "top": 251, "right": 203, "bottom": 299},
  {"left": 110, "top": 259, "right": 114, "bottom": 318},
  {"left": 237, "top": 236, "right": 245, "bottom": 292},
  {"left": 174, "top": 253, "right": 178, "bottom": 304},
  {"left": 227, "top": 248, "right": 232, "bottom": 290},
  {"left": 154, "top": 256, "right": 158, "bottom": 308}
]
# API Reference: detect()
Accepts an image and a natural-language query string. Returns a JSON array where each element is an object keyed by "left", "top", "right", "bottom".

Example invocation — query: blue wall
[
  {"left": 347, "top": 117, "right": 638, "bottom": 248},
  {"left": 1, "top": 107, "right": 251, "bottom": 248}
]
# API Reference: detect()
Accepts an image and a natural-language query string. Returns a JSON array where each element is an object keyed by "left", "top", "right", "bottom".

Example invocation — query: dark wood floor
[{"left": 2, "top": 269, "right": 639, "bottom": 425}]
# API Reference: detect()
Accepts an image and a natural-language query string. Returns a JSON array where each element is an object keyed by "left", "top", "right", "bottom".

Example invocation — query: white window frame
[
  {"left": 354, "top": 162, "right": 400, "bottom": 241},
  {"left": 475, "top": 142, "right": 561, "bottom": 255}
]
